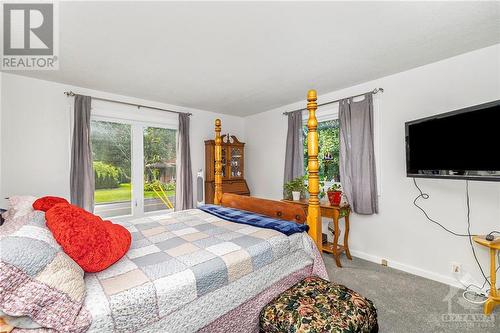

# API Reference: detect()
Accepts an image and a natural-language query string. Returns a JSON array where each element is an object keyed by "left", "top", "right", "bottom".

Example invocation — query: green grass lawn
[{"left": 95, "top": 183, "right": 175, "bottom": 204}]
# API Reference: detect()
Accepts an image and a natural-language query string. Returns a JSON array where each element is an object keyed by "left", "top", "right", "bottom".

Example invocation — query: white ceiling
[{"left": 7, "top": 1, "right": 500, "bottom": 116}]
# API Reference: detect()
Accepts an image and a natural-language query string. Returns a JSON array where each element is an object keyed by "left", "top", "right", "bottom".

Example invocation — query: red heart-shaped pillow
[
  {"left": 33, "top": 196, "right": 69, "bottom": 212},
  {"left": 45, "top": 203, "right": 131, "bottom": 272}
]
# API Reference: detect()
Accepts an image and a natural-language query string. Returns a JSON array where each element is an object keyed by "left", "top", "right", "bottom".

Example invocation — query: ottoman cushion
[{"left": 260, "top": 276, "right": 378, "bottom": 333}]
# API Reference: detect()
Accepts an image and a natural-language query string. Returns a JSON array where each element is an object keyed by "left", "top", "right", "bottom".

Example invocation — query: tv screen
[{"left": 405, "top": 100, "right": 500, "bottom": 181}]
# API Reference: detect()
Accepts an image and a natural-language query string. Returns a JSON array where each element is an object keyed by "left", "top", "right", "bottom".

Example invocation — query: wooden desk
[
  {"left": 473, "top": 236, "right": 500, "bottom": 315},
  {"left": 283, "top": 199, "right": 351, "bottom": 267}
]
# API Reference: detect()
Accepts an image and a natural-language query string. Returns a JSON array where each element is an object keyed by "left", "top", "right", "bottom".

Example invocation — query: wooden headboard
[{"left": 220, "top": 193, "right": 306, "bottom": 224}]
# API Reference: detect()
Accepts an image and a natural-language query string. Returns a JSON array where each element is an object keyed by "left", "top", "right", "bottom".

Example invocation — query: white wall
[
  {"left": 0, "top": 73, "right": 245, "bottom": 208},
  {"left": 244, "top": 44, "right": 500, "bottom": 288}
]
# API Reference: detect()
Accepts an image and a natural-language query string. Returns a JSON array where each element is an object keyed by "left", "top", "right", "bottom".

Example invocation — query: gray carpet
[{"left": 323, "top": 254, "right": 500, "bottom": 333}]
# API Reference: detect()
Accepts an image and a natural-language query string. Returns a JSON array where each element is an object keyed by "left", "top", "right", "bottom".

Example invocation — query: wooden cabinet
[{"left": 205, "top": 135, "right": 250, "bottom": 204}]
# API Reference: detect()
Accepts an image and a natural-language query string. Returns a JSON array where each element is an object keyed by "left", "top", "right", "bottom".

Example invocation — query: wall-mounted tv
[{"left": 405, "top": 100, "right": 500, "bottom": 181}]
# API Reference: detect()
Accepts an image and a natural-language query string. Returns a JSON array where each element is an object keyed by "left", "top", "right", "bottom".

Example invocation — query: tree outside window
[{"left": 303, "top": 119, "right": 340, "bottom": 182}]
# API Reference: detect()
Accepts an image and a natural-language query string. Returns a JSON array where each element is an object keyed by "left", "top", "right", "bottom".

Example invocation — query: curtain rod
[
  {"left": 282, "top": 88, "right": 384, "bottom": 115},
  {"left": 63, "top": 91, "right": 192, "bottom": 116}
]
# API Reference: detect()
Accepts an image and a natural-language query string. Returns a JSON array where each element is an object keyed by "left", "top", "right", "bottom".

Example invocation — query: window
[
  {"left": 90, "top": 119, "right": 176, "bottom": 218},
  {"left": 303, "top": 119, "right": 340, "bottom": 182},
  {"left": 143, "top": 126, "right": 176, "bottom": 213},
  {"left": 91, "top": 120, "right": 132, "bottom": 218}
]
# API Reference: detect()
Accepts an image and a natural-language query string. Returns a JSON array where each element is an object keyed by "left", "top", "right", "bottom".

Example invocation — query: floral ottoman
[{"left": 259, "top": 276, "right": 378, "bottom": 333}]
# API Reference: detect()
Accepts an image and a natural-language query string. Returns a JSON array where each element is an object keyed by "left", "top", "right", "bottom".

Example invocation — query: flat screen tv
[{"left": 405, "top": 99, "right": 500, "bottom": 181}]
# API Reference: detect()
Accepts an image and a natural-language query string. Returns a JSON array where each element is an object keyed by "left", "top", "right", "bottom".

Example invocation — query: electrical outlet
[
  {"left": 381, "top": 259, "right": 388, "bottom": 267},
  {"left": 451, "top": 262, "right": 462, "bottom": 274}
]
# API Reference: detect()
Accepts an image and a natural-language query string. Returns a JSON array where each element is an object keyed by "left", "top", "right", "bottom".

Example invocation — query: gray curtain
[
  {"left": 283, "top": 110, "right": 304, "bottom": 189},
  {"left": 339, "top": 94, "right": 378, "bottom": 214},
  {"left": 175, "top": 113, "right": 193, "bottom": 211},
  {"left": 70, "top": 95, "right": 95, "bottom": 212}
]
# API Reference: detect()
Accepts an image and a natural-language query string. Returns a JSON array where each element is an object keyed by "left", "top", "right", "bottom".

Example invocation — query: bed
[
  {"left": 2, "top": 90, "right": 325, "bottom": 333},
  {"left": 84, "top": 209, "right": 326, "bottom": 332}
]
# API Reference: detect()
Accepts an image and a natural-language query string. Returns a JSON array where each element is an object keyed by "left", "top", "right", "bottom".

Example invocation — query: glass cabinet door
[
  {"left": 213, "top": 146, "right": 227, "bottom": 178},
  {"left": 230, "top": 147, "right": 243, "bottom": 178},
  {"left": 221, "top": 147, "right": 227, "bottom": 178}
]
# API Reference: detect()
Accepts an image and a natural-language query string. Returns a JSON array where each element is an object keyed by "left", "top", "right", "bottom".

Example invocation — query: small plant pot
[
  {"left": 292, "top": 191, "right": 301, "bottom": 201},
  {"left": 327, "top": 190, "right": 342, "bottom": 206}
]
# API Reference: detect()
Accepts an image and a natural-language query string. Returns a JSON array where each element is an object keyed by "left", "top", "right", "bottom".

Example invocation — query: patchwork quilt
[{"left": 85, "top": 208, "right": 325, "bottom": 332}]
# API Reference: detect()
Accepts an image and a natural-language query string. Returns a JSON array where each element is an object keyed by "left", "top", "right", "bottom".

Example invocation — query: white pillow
[{"left": 8, "top": 195, "right": 36, "bottom": 219}]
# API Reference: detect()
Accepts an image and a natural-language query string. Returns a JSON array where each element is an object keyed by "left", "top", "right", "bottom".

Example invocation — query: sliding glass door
[
  {"left": 91, "top": 120, "right": 132, "bottom": 218},
  {"left": 90, "top": 119, "right": 176, "bottom": 218},
  {"left": 143, "top": 126, "right": 176, "bottom": 213}
]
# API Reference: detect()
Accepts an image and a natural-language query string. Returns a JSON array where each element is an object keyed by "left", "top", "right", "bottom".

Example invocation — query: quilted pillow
[
  {"left": 6, "top": 195, "right": 36, "bottom": 219},
  {"left": 33, "top": 196, "right": 69, "bottom": 212},
  {"left": 1, "top": 196, "right": 38, "bottom": 237},
  {"left": 0, "top": 210, "right": 91, "bottom": 332},
  {"left": 45, "top": 203, "right": 131, "bottom": 272}
]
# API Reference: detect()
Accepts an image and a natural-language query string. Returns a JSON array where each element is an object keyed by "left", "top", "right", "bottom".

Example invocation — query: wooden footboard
[{"left": 220, "top": 193, "right": 306, "bottom": 224}]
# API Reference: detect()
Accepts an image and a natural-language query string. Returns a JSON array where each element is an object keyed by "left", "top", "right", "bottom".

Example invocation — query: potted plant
[
  {"left": 284, "top": 176, "right": 307, "bottom": 201},
  {"left": 327, "top": 183, "right": 342, "bottom": 206}
]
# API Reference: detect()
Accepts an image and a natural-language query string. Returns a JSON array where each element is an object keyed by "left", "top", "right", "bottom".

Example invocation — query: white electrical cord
[
  {"left": 460, "top": 251, "right": 500, "bottom": 305},
  {"left": 459, "top": 281, "right": 487, "bottom": 305},
  {"left": 462, "top": 290, "right": 487, "bottom": 305},
  {"left": 462, "top": 290, "right": 488, "bottom": 305}
]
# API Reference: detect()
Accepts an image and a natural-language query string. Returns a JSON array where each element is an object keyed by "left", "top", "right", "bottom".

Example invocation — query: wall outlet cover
[{"left": 451, "top": 262, "right": 462, "bottom": 274}]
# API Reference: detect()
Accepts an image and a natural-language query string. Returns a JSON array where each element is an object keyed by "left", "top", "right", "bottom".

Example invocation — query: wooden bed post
[
  {"left": 306, "top": 90, "right": 322, "bottom": 249},
  {"left": 214, "top": 119, "right": 223, "bottom": 205}
]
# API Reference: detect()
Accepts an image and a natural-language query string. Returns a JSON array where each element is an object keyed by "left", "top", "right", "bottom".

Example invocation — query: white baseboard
[{"left": 348, "top": 249, "right": 465, "bottom": 290}]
